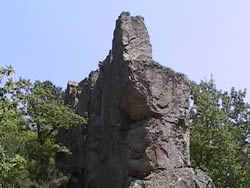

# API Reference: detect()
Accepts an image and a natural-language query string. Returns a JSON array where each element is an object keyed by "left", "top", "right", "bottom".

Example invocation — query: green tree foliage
[
  {"left": 190, "top": 78, "right": 250, "bottom": 187},
  {"left": 0, "top": 66, "right": 86, "bottom": 187},
  {"left": 0, "top": 66, "right": 30, "bottom": 186},
  {"left": 25, "top": 80, "right": 86, "bottom": 185}
]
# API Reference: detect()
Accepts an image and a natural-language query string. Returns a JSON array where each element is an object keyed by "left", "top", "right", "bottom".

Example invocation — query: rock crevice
[{"left": 58, "top": 12, "right": 214, "bottom": 188}]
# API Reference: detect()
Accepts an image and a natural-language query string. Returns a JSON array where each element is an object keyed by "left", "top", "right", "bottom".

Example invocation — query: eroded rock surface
[{"left": 58, "top": 12, "right": 214, "bottom": 188}]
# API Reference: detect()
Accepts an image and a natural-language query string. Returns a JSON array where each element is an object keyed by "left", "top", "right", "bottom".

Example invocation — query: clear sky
[{"left": 0, "top": 1, "right": 249, "bottom": 102}]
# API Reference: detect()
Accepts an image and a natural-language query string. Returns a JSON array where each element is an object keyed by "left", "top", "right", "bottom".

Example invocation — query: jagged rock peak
[
  {"left": 58, "top": 12, "right": 214, "bottom": 188},
  {"left": 112, "top": 12, "right": 152, "bottom": 61}
]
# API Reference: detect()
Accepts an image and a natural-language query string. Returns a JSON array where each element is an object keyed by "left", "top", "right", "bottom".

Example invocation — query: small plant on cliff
[{"left": 190, "top": 78, "right": 250, "bottom": 187}]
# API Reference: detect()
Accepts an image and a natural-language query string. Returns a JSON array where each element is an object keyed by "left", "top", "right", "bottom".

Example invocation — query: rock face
[{"left": 58, "top": 12, "right": 214, "bottom": 188}]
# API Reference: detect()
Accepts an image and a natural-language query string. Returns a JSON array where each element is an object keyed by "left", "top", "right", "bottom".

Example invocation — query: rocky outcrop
[{"left": 58, "top": 12, "right": 214, "bottom": 188}]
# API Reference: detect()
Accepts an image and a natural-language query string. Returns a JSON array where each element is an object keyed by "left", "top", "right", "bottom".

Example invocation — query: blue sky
[{"left": 0, "top": 1, "right": 250, "bottom": 102}]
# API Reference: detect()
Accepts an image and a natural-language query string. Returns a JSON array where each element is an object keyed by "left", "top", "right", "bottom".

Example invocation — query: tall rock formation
[{"left": 58, "top": 12, "right": 214, "bottom": 188}]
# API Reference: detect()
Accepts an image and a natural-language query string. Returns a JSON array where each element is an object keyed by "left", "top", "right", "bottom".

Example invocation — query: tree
[
  {"left": 190, "top": 78, "right": 250, "bottom": 187},
  {"left": 25, "top": 80, "right": 86, "bottom": 185},
  {"left": 0, "top": 66, "right": 30, "bottom": 187},
  {"left": 0, "top": 66, "right": 86, "bottom": 187}
]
